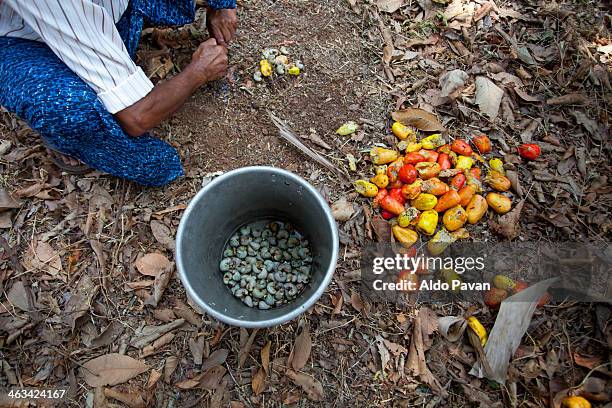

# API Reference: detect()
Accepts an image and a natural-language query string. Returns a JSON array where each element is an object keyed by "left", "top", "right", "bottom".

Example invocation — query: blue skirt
[{"left": 0, "top": 0, "right": 199, "bottom": 186}]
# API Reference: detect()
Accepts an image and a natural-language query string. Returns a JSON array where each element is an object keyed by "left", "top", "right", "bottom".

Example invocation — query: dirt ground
[{"left": 1, "top": 0, "right": 610, "bottom": 407}]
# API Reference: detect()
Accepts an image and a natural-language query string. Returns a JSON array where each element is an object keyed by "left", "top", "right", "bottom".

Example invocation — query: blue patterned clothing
[{"left": 0, "top": 0, "right": 235, "bottom": 186}]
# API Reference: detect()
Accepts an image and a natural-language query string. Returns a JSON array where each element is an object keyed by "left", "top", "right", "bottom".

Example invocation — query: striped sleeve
[
  {"left": 207, "top": 0, "right": 237, "bottom": 9},
  {"left": 5, "top": 0, "right": 153, "bottom": 114}
]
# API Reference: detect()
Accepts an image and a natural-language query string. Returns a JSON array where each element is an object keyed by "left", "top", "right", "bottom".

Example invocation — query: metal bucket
[{"left": 176, "top": 166, "right": 339, "bottom": 328}]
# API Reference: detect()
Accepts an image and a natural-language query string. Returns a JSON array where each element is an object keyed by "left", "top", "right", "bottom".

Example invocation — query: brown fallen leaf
[
  {"left": 490, "top": 200, "right": 524, "bottom": 240},
  {"left": 513, "top": 87, "right": 543, "bottom": 102},
  {"left": 210, "top": 379, "right": 228, "bottom": 408},
  {"left": 134, "top": 253, "right": 172, "bottom": 277},
  {"left": 22, "top": 241, "right": 63, "bottom": 277},
  {"left": 473, "top": 1, "right": 494, "bottom": 21},
  {"left": 573, "top": 111, "right": 603, "bottom": 140},
  {"left": 505, "top": 170, "right": 523, "bottom": 196},
  {"left": 202, "top": 349, "right": 229, "bottom": 372},
  {"left": 91, "top": 321, "right": 124, "bottom": 348},
  {"left": 153, "top": 204, "right": 187, "bottom": 217},
  {"left": 130, "top": 319, "right": 184, "bottom": 349},
  {"left": 199, "top": 366, "right": 227, "bottom": 391},
  {"left": 332, "top": 292, "right": 344, "bottom": 314},
  {"left": 0, "top": 212, "right": 12, "bottom": 229},
  {"left": 175, "top": 374, "right": 202, "bottom": 390},
  {"left": 152, "top": 308, "right": 176, "bottom": 322},
  {"left": 302, "top": 131, "right": 332, "bottom": 150},
  {"left": 189, "top": 336, "right": 205, "bottom": 365},
  {"left": 126, "top": 280, "right": 155, "bottom": 290},
  {"left": 238, "top": 329, "right": 259, "bottom": 369},
  {"left": 371, "top": 216, "right": 391, "bottom": 242},
  {"left": 13, "top": 182, "right": 47, "bottom": 199},
  {"left": 406, "top": 307, "right": 446, "bottom": 397},
  {"left": 261, "top": 341, "right": 271, "bottom": 375},
  {"left": 439, "top": 69, "right": 468, "bottom": 98},
  {"left": 251, "top": 368, "right": 266, "bottom": 395},
  {"left": 546, "top": 93, "right": 588, "bottom": 105},
  {"left": 163, "top": 356, "right": 178, "bottom": 383},
  {"left": 80, "top": 353, "right": 149, "bottom": 387},
  {"left": 0, "top": 189, "right": 21, "bottom": 212},
  {"left": 150, "top": 220, "right": 175, "bottom": 251},
  {"left": 392, "top": 108, "right": 445, "bottom": 131},
  {"left": 376, "top": 0, "right": 403, "bottom": 13},
  {"left": 88, "top": 239, "right": 106, "bottom": 277},
  {"left": 63, "top": 274, "right": 99, "bottom": 330},
  {"left": 375, "top": 335, "right": 391, "bottom": 375},
  {"left": 141, "top": 332, "right": 175, "bottom": 358},
  {"left": 103, "top": 387, "right": 146, "bottom": 408},
  {"left": 290, "top": 322, "right": 312, "bottom": 371},
  {"left": 148, "top": 55, "right": 174, "bottom": 79},
  {"left": 144, "top": 259, "right": 173, "bottom": 307},
  {"left": 174, "top": 298, "right": 203, "bottom": 326},
  {"left": 401, "top": 35, "right": 440, "bottom": 49},
  {"left": 350, "top": 290, "right": 364, "bottom": 312},
  {"left": 6, "top": 281, "right": 36, "bottom": 312},
  {"left": 331, "top": 197, "right": 354, "bottom": 222},
  {"left": 285, "top": 370, "right": 324, "bottom": 402},
  {"left": 470, "top": 279, "right": 558, "bottom": 383},
  {"left": 146, "top": 369, "right": 162, "bottom": 390},
  {"left": 573, "top": 352, "right": 604, "bottom": 370},
  {"left": 92, "top": 387, "right": 107, "bottom": 408},
  {"left": 474, "top": 76, "right": 504, "bottom": 120}
]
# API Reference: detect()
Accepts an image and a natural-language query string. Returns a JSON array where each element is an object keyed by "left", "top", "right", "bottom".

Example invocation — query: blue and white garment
[{"left": 0, "top": 0, "right": 235, "bottom": 186}]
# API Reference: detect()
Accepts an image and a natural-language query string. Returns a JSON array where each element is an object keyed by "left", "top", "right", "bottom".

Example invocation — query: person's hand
[
  {"left": 206, "top": 8, "right": 238, "bottom": 46},
  {"left": 189, "top": 38, "right": 228, "bottom": 85}
]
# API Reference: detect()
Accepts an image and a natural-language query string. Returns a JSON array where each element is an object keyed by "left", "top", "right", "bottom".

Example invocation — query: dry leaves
[
  {"left": 546, "top": 93, "right": 588, "bottom": 105},
  {"left": 80, "top": 353, "right": 149, "bottom": 387},
  {"left": 376, "top": 0, "right": 403, "bottom": 13},
  {"left": 202, "top": 349, "right": 229, "bottom": 372},
  {"left": 392, "top": 108, "right": 445, "bottom": 131},
  {"left": 289, "top": 322, "right": 312, "bottom": 371},
  {"left": 130, "top": 319, "right": 184, "bottom": 349},
  {"left": 176, "top": 366, "right": 227, "bottom": 391},
  {"left": 0, "top": 189, "right": 21, "bottom": 212},
  {"left": 261, "top": 341, "right": 271, "bottom": 375},
  {"left": 134, "top": 253, "right": 172, "bottom": 277},
  {"left": 439, "top": 69, "right": 468, "bottom": 98},
  {"left": 331, "top": 197, "right": 355, "bottom": 222},
  {"left": 22, "top": 240, "right": 62, "bottom": 278},
  {"left": 62, "top": 274, "right": 99, "bottom": 330},
  {"left": 285, "top": 370, "right": 325, "bottom": 401},
  {"left": 251, "top": 368, "right": 266, "bottom": 395},
  {"left": 238, "top": 329, "right": 259, "bottom": 369},
  {"left": 132, "top": 253, "right": 173, "bottom": 307},
  {"left": 490, "top": 200, "right": 524, "bottom": 240},
  {"left": 474, "top": 76, "right": 504, "bottom": 120},
  {"left": 91, "top": 321, "right": 124, "bottom": 349},
  {"left": 104, "top": 387, "right": 146, "bottom": 408},
  {"left": 7, "top": 281, "right": 36, "bottom": 312},
  {"left": 150, "top": 220, "right": 175, "bottom": 251},
  {"left": 163, "top": 356, "right": 178, "bottom": 383},
  {"left": 148, "top": 56, "right": 175, "bottom": 79},
  {"left": 251, "top": 340, "right": 271, "bottom": 395},
  {"left": 406, "top": 307, "right": 446, "bottom": 396}
]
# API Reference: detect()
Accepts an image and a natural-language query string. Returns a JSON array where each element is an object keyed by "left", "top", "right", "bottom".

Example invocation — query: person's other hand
[
  {"left": 206, "top": 8, "right": 238, "bottom": 46},
  {"left": 190, "top": 38, "right": 228, "bottom": 84}
]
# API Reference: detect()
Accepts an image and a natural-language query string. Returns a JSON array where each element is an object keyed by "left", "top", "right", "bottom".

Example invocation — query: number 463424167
[{"left": 6, "top": 388, "right": 67, "bottom": 400}]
